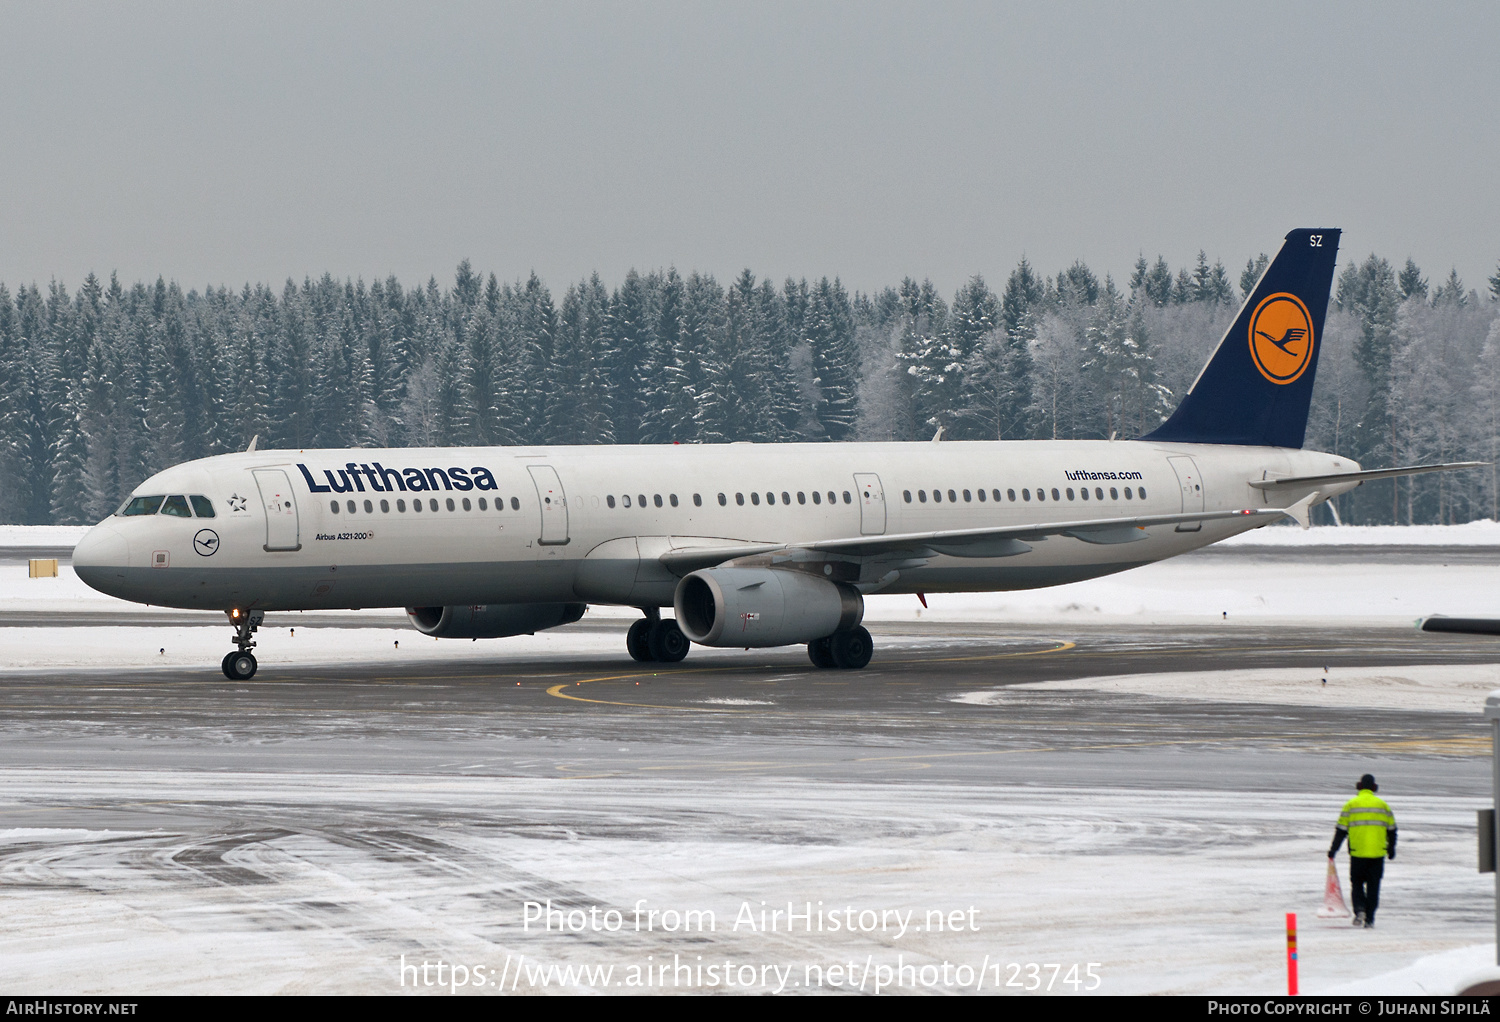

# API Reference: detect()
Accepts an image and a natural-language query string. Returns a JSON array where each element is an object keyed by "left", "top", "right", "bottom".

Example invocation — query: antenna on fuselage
[
  {"left": 931, "top": 426, "right": 945, "bottom": 442},
  {"left": 246, "top": 435, "right": 259, "bottom": 452}
]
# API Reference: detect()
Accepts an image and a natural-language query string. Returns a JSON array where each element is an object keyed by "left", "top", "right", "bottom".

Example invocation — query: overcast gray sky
[{"left": 2, "top": 0, "right": 1496, "bottom": 298}]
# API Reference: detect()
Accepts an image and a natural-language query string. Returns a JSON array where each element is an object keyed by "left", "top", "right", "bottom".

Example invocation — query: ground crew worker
[{"left": 1328, "top": 773, "right": 1397, "bottom": 928}]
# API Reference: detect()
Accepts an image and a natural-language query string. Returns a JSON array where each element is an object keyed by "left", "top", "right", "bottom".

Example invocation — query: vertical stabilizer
[{"left": 1144, "top": 228, "right": 1340, "bottom": 448}]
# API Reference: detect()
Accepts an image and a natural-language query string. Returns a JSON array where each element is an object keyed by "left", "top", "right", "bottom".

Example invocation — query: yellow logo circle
[{"left": 1248, "top": 292, "right": 1314, "bottom": 385}]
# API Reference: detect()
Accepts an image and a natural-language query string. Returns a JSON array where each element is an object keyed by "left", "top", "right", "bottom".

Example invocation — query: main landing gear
[
  {"left": 808, "top": 626, "right": 873, "bottom": 670},
  {"left": 627, "top": 608, "right": 690, "bottom": 664},
  {"left": 222, "top": 608, "right": 263, "bottom": 680}
]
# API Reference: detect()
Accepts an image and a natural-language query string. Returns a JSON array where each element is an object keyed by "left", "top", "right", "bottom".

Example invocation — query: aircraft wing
[
  {"left": 1247, "top": 461, "right": 1485, "bottom": 490},
  {"left": 658, "top": 506, "right": 1286, "bottom": 573}
]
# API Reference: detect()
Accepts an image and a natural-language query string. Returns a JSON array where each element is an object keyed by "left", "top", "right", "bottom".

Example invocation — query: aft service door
[
  {"left": 253, "top": 468, "right": 301, "bottom": 551},
  {"left": 854, "top": 473, "right": 886, "bottom": 535},
  {"left": 1167, "top": 456, "right": 1204, "bottom": 533},
  {"left": 527, "top": 465, "right": 570, "bottom": 545}
]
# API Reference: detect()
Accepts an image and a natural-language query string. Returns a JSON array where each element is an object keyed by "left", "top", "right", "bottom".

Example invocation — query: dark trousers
[{"left": 1350, "top": 856, "right": 1385, "bottom": 921}]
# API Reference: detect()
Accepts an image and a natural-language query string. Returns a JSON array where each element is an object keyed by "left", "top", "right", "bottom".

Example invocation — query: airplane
[{"left": 71, "top": 228, "right": 1481, "bottom": 679}]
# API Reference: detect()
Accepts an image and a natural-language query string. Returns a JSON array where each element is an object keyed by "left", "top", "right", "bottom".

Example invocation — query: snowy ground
[
  {"left": 963, "top": 665, "right": 1500, "bottom": 714},
  {"left": 0, "top": 776, "right": 1493, "bottom": 996}
]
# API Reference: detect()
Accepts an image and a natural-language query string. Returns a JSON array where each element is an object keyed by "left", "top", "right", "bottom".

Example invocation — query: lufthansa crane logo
[
  {"left": 1248, "top": 292, "right": 1314, "bottom": 385},
  {"left": 193, "top": 529, "right": 220, "bottom": 556}
]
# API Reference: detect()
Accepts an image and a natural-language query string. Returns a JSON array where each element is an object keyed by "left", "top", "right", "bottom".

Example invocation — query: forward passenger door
[{"left": 253, "top": 468, "right": 301, "bottom": 551}]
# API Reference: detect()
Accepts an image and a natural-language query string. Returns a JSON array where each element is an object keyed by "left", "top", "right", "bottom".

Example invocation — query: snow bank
[
  {"left": 1317, "top": 944, "right": 1500, "bottom": 995},
  {"left": 958, "top": 665, "right": 1500, "bottom": 714},
  {"left": 1222, "top": 520, "right": 1500, "bottom": 547},
  {"left": 0, "top": 525, "right": 89, "bottom": 548}
]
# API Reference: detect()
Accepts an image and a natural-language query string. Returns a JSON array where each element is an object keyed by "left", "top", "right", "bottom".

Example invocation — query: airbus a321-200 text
[{"left": 72, "top": 229, "right": 1480, "bottom": 679}]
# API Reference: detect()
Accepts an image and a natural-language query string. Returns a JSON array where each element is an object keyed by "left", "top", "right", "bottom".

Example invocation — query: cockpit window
[
  {"left": 190, "top": 495, "right": 215, "bottom": 518},
  {"left": 160, "top": 495, "right": 193, "bottom": 518},
  {"left": 120, "top": 495, "right": 164, "bottom": 516}
]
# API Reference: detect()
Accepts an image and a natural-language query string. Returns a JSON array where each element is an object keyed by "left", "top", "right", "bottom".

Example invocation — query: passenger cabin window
[
  {"left": 1006, "top": 489, "right": 1015, "bottom": 501},
  {"left": 510, "top": 497, "right": 520, "bottom": 510},
  {"left": 693, "top": 494, "right": 703, "bottom": 507},
  {"left": 347, "top": 500, "right": 357, "bottom": 514},
  {"left": 654, "top": 494, "right": 663, "bottom": 508},
  {"left": 398, "top": 499, "right": 408, "bottom": 512},
  {"left": 413, "top": 499, "right": 423, "bottom": 512},
  {"left": 607, "top": 495, "right": 616, "bottom": 508},
  {"left": 1066, "top": 488, "right": 1074, "bottom": 500},
  {"left": 1079, "top": 488, "right": 1088, "bottom": 501},
  {"left": 1022, "top": 489, "right": 1031, "bottom": 501},
  {"left": 380, "top": 499, "right": 390, "bottom": 512},
  {"left": 1051, "top": 488, "right": 1060, "bottom": 501},
  {"left": 161, "top": 495, "right": 192, "bottom": 518},
  {"left": 717, "top": 493, "right": 727, "bottom": 506},
  {"left": 782, "top": 492, "right": 791, "bottom": 505},
  {"left": 638, "top": 494, "right": 647, "bottom": 508},
  {"left": 1123, "top": 487, "right": 1133, "bottom": 499},
  {"left": 797, "top": 492, "right": 806, "bottom": 505},
  {"left": 976, "top": 489, "right": 985, "bottom": 502},
  {"left": 478, "top": 497, "right": 488, "bottom": 510},
  {"left": 329, "top": 500, "right": 339, "bottom": 514},
  {"left": 1139, "top": 487, "right": 1147, "bottom": 499},
  {"left": 669, "top": 494, "right": 679, "bottom": 507},
  {"left": 918, "top": 490, "right": 927, "bottom": 503},
  {"left": 812, "top": 491, "right": 822, "bottom": 505},
  {"left": 364, "top": 499, "right": 374, "bottom": 513},
  {"left": 751, "top": 492, "right": 761, "bottom": 505},
  {"left": 190, "top": 496, "right": 215, "bottom": 517},
  {"left": 1110, "top": 487, "right": 1118, "bottom": 500},
  {"left": 462, "top": 497, "right": 471, "bottom": 511},
  {"left": 842, "top": 491, "right": 851, "bottom": 504},
  {"left": 827, "top": 492, "right": 837, "bottom": 504},
  {"left": 903, "top": 490, "right": 912, "bottom": 503},
  {"left": 736, "top": 493, "right": 745, "bottom": 506}
]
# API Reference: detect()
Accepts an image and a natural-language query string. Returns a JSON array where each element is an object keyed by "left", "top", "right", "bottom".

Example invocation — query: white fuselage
[{"left": 72, "top": 439, "right": 1358, "bottom": 614}]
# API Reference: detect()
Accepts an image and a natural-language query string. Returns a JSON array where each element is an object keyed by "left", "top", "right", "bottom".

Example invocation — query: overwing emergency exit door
[
  {"left": 527, "top": 465, "right": 570, "bottom": 545},
  {"left": 253, "top": 468, "right": 301, "bottom": 551},
  {"left": 854, "top": 473, "right": 886, "bottom": 535},
  {"left": 1167, "top": 456, "right": 1204, "bottom": 532}
]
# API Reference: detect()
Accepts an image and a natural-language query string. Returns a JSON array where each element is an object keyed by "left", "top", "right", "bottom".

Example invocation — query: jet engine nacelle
[
  {"left": 406, "top": 602, "right": 586, "bottom": 639},
  {"left": 674, "top": 567, "right": 863, "bottom": 647}
]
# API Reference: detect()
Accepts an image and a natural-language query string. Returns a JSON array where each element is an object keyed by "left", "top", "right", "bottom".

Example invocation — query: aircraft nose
[{"left": 72, "top": 524, "right": 130, "bottom": 594}]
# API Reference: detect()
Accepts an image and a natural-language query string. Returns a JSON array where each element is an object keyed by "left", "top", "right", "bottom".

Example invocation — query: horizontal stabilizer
[{"left": 1248, "top": 461, "right": 1487, "bottom": 490}]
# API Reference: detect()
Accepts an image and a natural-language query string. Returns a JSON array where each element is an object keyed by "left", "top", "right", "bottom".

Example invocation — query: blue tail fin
[{"left": 1143, "top": 228, "right": 1340, "bottom": 449}]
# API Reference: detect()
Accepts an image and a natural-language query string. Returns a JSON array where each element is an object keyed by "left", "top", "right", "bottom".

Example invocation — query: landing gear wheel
[
  {"left": 221, "top": 651, "right": 237, "bottom": 678},
  {"left": 224, "top": 650, "right": 258, "bottom": 680},
  {"left": 829, "top": 626, "right": 873, "bottom": 670},
  {"left": 808, "top": 636, "right": 836, "bottom": 668},
  {"left": 627, "top": 619, "right": 653, "bottom": 662},
  {"left": 647, "top": 619, "right": 690, "bottom": 663}
]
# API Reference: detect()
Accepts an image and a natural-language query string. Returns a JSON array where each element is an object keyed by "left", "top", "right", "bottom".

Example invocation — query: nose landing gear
[{"left": 223, "top": 609, "right": 264, "bottom": 679}]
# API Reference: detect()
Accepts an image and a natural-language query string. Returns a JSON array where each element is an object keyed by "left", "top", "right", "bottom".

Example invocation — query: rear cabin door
[
  {"left": 527, "top": 465, "right": 570, "bottom": 545},
  {"left": 253, "top": 468, "right": 301, "bottom": 551},
  {"left": 1167, "top": 456, "right": 1204, "bottom": 533},
  {"left": 854, "top": 472, "right": 886, "bottom": 535}
]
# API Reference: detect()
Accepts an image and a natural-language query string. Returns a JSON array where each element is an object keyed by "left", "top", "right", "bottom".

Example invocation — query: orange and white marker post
[{"left": 1286, "top": 912, "right": 1299, "bottom": 996}]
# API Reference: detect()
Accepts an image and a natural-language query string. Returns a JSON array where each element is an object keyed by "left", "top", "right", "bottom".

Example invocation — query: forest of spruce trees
[{"left": 2, "top": 250, "right": 1499, "bottom": 528}]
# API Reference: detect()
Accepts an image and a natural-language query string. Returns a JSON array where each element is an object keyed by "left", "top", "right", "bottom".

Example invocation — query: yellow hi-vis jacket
[{"left": 1337, "top": 789, "right": 1396, "bottom": 858}]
